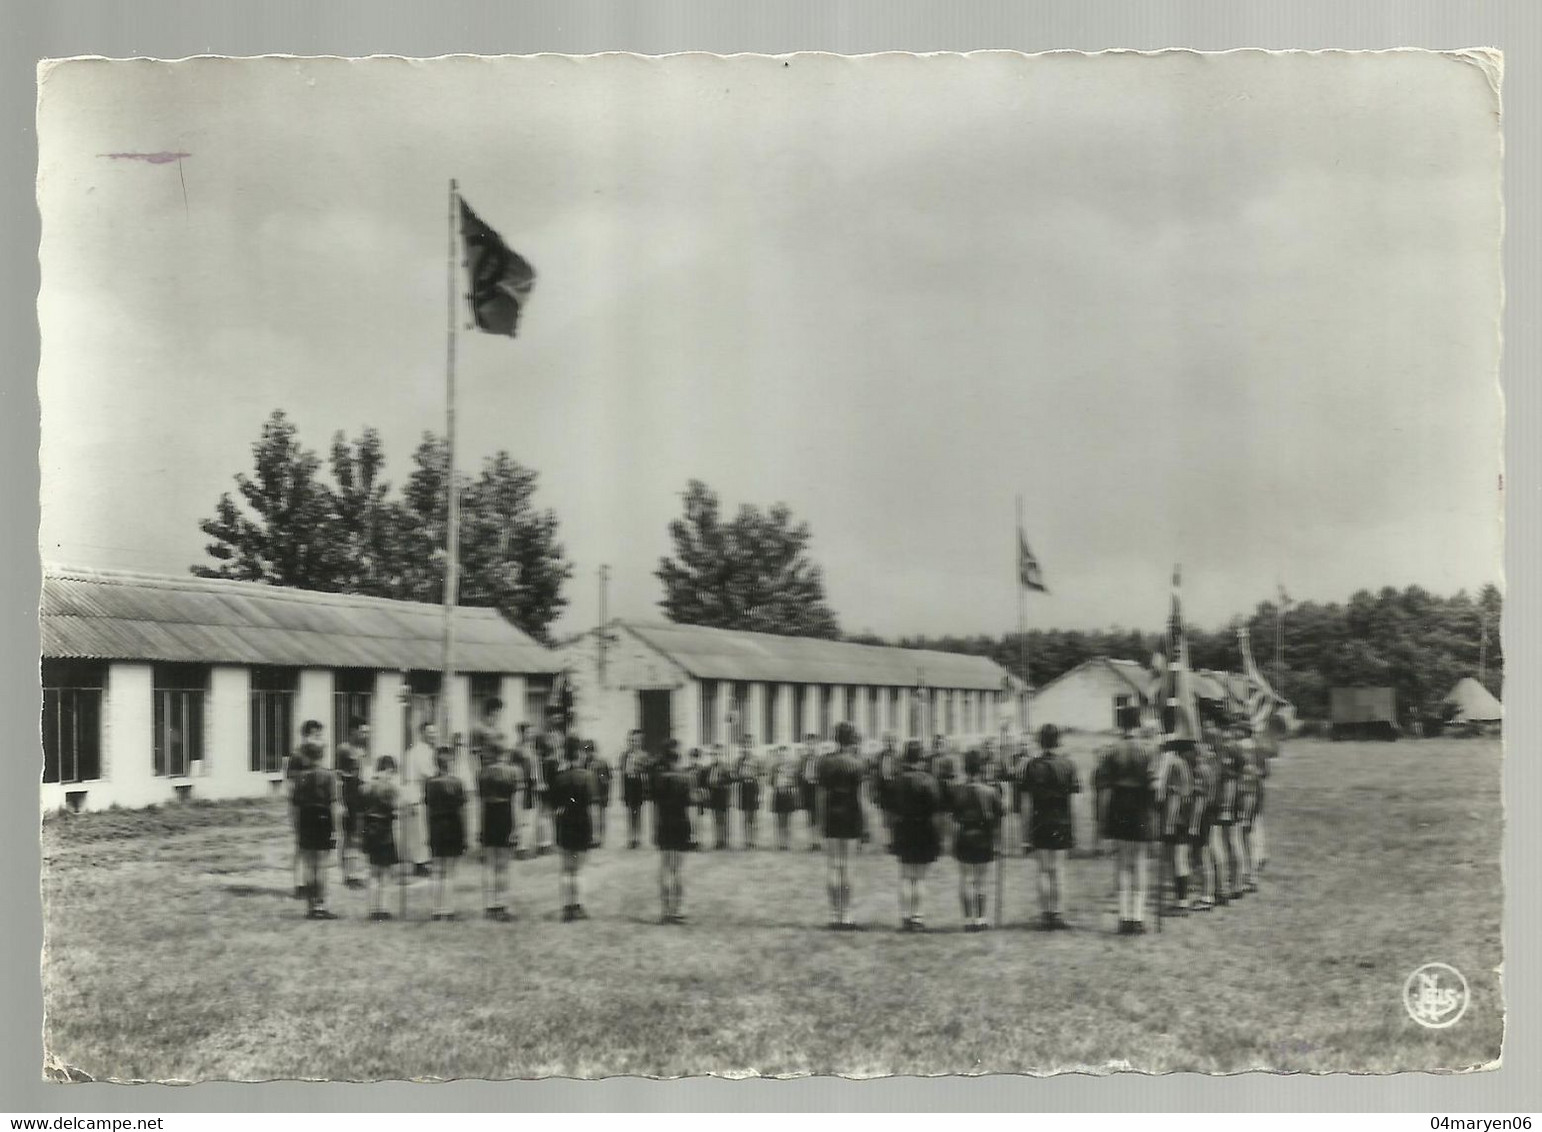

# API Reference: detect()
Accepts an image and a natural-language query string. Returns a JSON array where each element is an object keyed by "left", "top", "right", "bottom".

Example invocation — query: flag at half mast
[
  {"left": 460, "top": 198, "right": 536, "bottom": 337},
  {"left": 1017, "top": 528, "right": 1047, "bottom": 593}
]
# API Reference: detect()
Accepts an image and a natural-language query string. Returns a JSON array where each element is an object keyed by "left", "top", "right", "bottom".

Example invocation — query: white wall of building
[
  {"left": 1030, "top": 662, "right": 1141, "bottom": 734},
  {"left": 201, "top": 664, "right": 252, "bottom": 801},
  {"left": 372, "top": 670, "right": 406, "bottom": 762}
]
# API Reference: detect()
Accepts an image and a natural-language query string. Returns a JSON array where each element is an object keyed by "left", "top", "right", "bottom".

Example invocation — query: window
[
  {"left": 844, "top": 686, "right": 857, "bottom": 729},
  {"left": 818, "top": 686, "right": 833, "bottom": 739},
  {"left": 1114, "top": 693, "right": 1131, "bottom": 729},
  {"left": 42, "top": 659, "right": 104, "bottom": 785},
  {"left": 249, "top": 666, "right": 298, "bottom": 773},
  {"left": 867, "top": 687, "right": 879, "bottom": 737},
  {"left": 524, "top": 676, "right": 551, "bottom": 737},
  {"left": 471, "top": 673, "right": 502, "bottom": 724},
  {"left": 731, "top": 681, "right": 750, "bottom": 743},
  {"left": 153, "top": 663, "right": 207, "bottom": 777},
  {"left": 405, "top": 670, "right": 442, "bottom": 750},
  {"left": 887, "top": 688, "right": 899, "bottom": 731},
  {"left": 700, "top": 680, "right": 718, "bottom": 745},
  {"left": 790, "top": 685, "right": 807, "bottom": 741},
  {"left": 333, "top": 669, "right": 374, "bottom": 758},
  {"left": 763, "top": 684, "right": 779, "bottom": 744}
]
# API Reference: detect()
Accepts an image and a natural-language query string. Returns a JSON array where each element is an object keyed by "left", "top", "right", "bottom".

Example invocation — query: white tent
[{"left": 1444, "top": 676, "right": 1503, "bottom": 723}]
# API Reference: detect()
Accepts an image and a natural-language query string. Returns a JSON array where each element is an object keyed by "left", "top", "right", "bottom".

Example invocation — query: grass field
[{"left": 40, "top": 737, "right": 1503, "bottom": 1080}]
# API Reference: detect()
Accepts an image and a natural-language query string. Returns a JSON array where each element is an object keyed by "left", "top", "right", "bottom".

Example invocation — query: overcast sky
[{"left": 37, "top": 51, "right": 1503, "bottom": 639}]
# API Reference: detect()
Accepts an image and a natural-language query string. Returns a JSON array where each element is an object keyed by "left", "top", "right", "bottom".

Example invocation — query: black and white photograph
[{"left": 35, "top": 49, "right": 1503, "bottom": 1081}]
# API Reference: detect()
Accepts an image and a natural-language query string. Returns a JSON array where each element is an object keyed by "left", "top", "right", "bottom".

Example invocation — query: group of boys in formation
[{"left": 288, "top": 699, "right": 1271, "bottom": 935}]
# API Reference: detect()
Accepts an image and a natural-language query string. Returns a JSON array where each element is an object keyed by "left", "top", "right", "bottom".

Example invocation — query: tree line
[
  {"left": 863, "top": 583, "right": 1502, "bottom": 722},
  {"left": 197, "top": 413, "right": 1501, "bottom": 718}
]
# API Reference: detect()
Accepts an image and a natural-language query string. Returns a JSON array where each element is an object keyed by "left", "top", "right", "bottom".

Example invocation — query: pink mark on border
[{"left": 99, "top": 151, "right": 191, "bottom": 164}]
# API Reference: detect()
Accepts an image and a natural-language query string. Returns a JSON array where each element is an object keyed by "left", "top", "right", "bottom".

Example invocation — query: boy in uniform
[
  {"left": 892, "top": 740, "right": 941, "bottom": 930},
  {"left": 817, "top": 724, "right": 866, "bottom": 929},
  {"left": 1094, "top": 709, "right": 1158, "bottom": 935},
  {"left": 478, "top": 742, "right": 521, "bottom": 921},
  {"left": 798, "top": 735, "right": 822, "bottom": 850},
  {"left": 735, "top": 736, "right": 763, "bottom": 849},
  {"left": 875, "top": 733, "right": 900, "bottom": 854},
  {"left": 335, "top": 719, "right": 370, "bottom": 890},
  {"left": 951, "top": 749, "right": 1004, "bottom": 932},
  {"left": 287, "top": 720, "right": 326, "bottom": 898},
  {"left": 931, "top": 738, "right": 959, "bottom": 846},
  {"left": 292, "top": 739, "right": 339, "bottom": 920},
  {"left": 359, "top": 755, "right": 402, "bottom": 921},
  {"left": 770, "top": 745, "right": 801, "bottom": 850},
  {"left": 652, "top": 740, "right": 694, "bottom": 923},
  {"left": 1228, "top": 719, "right": 1262, "bottom": 895},
  {"left": 536, "top": 734, "right": 560, "bottom": 856},
  {"left": 1204, "top": 717, "right": 1243, "bottom": 904},
  {"left": 618, "top": 729, "right": 650, "bottom": 849},
  {"left": 424, "top": 746, "right": 467, "bottom": 921},
  {"left": 470, "top": 698, "right": 507, "bottom": 770},
  {"left": 586, "top": 741, "right": 612, "bottom": 848},
  {"left": 1152, "top": 727, "right": 1196, "bottom": 915},
  {"left": 1187, "top": 734, "right": 1220, "bottom": 911},
  {"left": 707, "top": 743, "right": 733, "bottom": 850},
  {"left": 553, "top": 736, "right": 595, "bottom": 921},
  {"left": 1021, "top": 723, "right": 1081, "bottom": 930}
]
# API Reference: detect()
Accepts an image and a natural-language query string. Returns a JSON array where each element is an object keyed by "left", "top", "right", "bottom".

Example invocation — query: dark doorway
[{"left": 639, "top": 690, "right": 673, "bottom": 755}]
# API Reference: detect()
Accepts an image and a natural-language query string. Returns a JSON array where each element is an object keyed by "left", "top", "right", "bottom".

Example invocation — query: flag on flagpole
[
  {"left": 1017, "top": 529, "right": 1047, "bottom": 593},
  {"left": 1277, "top": 583, "right": 1294, "bottom": 611},
  {"left": 460, "top": 198, "right": 536, "bottom": 337}
]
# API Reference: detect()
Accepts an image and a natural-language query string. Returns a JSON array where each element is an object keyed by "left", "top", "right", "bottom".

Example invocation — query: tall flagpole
[
  {"left": 1016, "top": 496, "right": 1029, "bottom": 731},
  {"left": 443, "top": 178, "right": 460, "bottom": 760}
]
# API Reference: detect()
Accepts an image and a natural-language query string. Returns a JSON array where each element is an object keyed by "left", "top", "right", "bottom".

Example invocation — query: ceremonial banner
[
  {"left": 1160, "top": 567, "right": 1200, "bottom": 743},
  {"left": 460, "top": 198, "right": 537, "bottom": 337},
  {"left": 1017, "top": 528, "right": 1047, "bottom": 593}
]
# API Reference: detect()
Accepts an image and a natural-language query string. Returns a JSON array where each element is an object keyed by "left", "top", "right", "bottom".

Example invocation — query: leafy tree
[
  {"left": 656, "top": 480, "right": 840, "bottom": 638},
  {"left": 194, "top": 410, "right": 339, "bottom": 588},
  {"left": 380, "top": 435, "right": 573, "bottom": 644},
  {"left": 194, "top": 412, "right": 572, "bottom": 643},
  {"left": 326, "top": 426, "right": 400, "bottom": 597}
]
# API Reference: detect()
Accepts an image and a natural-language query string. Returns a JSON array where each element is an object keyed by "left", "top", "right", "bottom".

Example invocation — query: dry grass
[{"left": 40, "top": 737, "right": 1503, "bottom": 1080}]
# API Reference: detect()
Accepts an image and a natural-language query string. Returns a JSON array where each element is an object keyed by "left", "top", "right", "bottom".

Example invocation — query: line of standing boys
[
  {"left": 285, "top": 696, "right": 614, "bottom": 923},
  {"left": 285, "top": 702, "right": 1268, "bottom": 932}
]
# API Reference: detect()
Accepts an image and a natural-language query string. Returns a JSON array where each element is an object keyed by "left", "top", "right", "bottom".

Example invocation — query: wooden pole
[{"left": 442, "top": 177, "right": 461, "bottom": 751}]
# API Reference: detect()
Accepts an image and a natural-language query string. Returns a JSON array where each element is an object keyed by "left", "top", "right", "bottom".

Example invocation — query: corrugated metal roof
[
  {"left": 621, "top": 620, "right": 1023, "bottom": 691},
  {"left": 40, "top": 566, "right": 556, "bottom": 674}
]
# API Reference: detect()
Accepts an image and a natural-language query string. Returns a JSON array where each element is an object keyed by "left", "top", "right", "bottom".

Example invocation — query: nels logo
[{"left": 1403, "top": 963, "right": 1470, "bottom": 1029}]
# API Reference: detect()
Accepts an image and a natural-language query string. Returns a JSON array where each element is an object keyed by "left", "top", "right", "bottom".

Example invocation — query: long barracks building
[
  {"left": 556, "top": 620, "right": 1030, "bottom": 755},
  {"left": 39, "top": 566, "right": 557, "bottom": 812}
]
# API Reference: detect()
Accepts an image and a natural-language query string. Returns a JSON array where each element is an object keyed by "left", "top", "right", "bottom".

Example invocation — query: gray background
[{"left": 3, "top": 0, "right": 1535, "bottom": 1113}]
